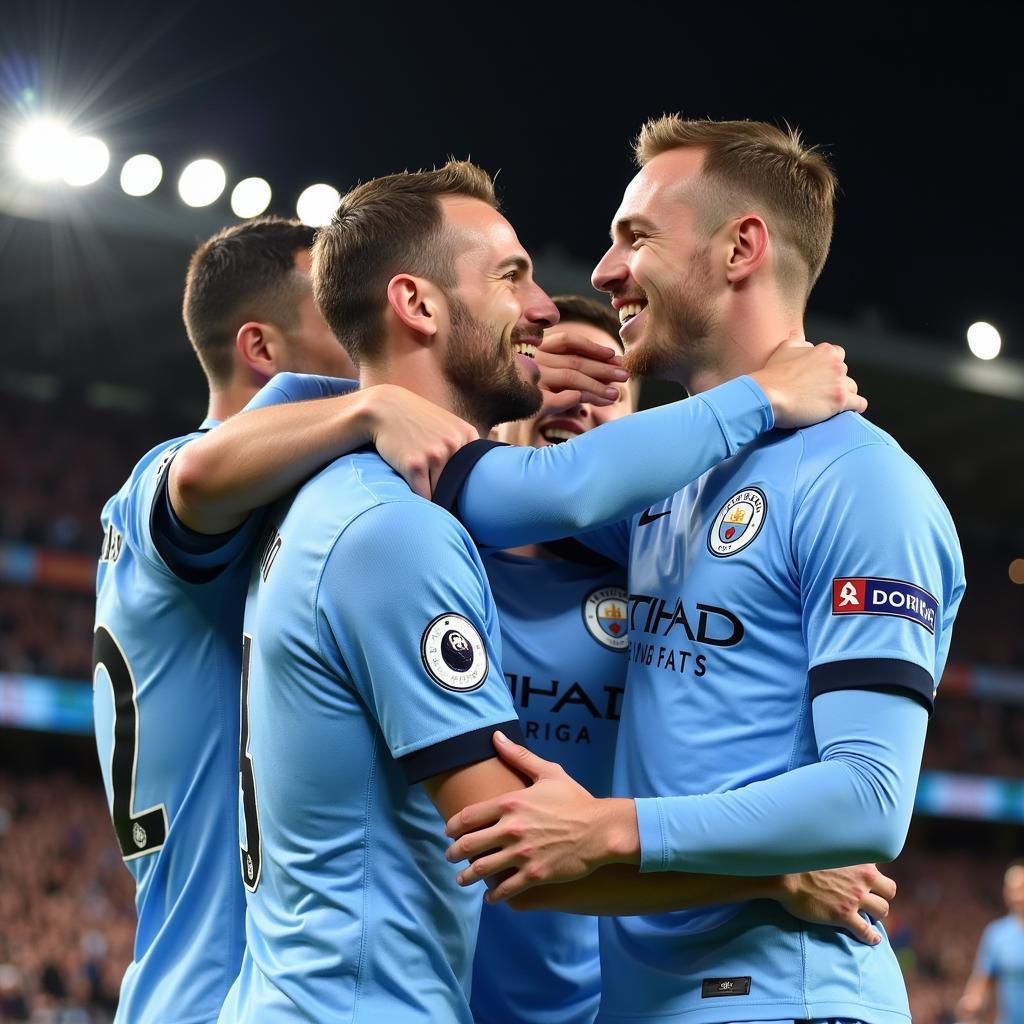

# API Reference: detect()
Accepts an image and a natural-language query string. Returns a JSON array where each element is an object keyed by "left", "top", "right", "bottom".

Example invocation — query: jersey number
[
  {"left": 239, "top": 634, "right": 263, "bottom": 892},
  {"left": 92, "top": 626, "right": 168, "bottom": 860}
]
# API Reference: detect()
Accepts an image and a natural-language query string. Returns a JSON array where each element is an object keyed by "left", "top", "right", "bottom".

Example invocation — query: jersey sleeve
[
  {"left": 442, "top": 376, "right": 772, "bottom": 549},
  {"left": 634, "top": 687, "right": 927, "bottom": 874},
  {"left": 975, "top": 921, "right": 999, "bottom": 977},
  {"left": 242, "top": 372, "right": 357, "bottom": 411},
  {"left": 794, "top": 441, "right": 966, "bottom": 713},
  {"left": 317, "top": 500, "right": 522, "bottom": 784},
  {"left": 114, "top": 436, "right": 258, "bottom": 583}
]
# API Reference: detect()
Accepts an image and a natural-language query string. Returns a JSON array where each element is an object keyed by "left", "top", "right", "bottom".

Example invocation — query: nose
[
  {"left": 524, "top": 283, "right": 559, "bottom": 331},
  {"left": 592, "top": 243, "right": 627, "bottom": 294}
]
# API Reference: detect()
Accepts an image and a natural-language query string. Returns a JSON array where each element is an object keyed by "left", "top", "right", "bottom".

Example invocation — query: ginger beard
[
  {"left": 623, "top": 244, "right": 720, "bottom": 382},
  {"left": 443, "top": 296, "right": 543, "bottom": 431}
]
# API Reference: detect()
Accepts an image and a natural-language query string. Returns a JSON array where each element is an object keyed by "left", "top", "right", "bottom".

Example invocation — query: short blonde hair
[{"left": 635, "top": 115, "right": 837, "bottom": 298}]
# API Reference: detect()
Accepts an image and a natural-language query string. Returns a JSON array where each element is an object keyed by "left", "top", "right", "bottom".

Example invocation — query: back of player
[
  {"left": 220, "top": 452, "right": 522, "bottom": 1024},
  {"left": 94, "top": 430, "right": 256, "bottom": 1023},
  {"left": 472, "top": 549, "right": 627, "bottom": 1024}
]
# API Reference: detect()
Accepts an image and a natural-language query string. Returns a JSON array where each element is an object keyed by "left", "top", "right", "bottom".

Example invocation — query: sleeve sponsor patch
[
  {"left": 832, "top": 577, "right": 938, "bottom": 634},
  {"left": 420, "top": 613, "right": 488, "bottom": 692}
]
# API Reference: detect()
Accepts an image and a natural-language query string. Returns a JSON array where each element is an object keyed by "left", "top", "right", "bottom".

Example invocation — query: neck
[
  {"left": 360, "top": 346, "right": 490, "bottom": 436},
  {"left": 684, "top": 290, "right": 804, "bottom": 395},
  {"left": 206, "top": 380, "right": 262, "bottom": 422}
]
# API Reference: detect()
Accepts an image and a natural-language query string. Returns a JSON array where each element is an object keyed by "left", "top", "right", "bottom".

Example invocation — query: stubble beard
[
  {"left": 623, "top": 245, "right": 719, "bottom": 384},
  {"left": 443, "top": 297, "right": 542, "bottom": 432}
]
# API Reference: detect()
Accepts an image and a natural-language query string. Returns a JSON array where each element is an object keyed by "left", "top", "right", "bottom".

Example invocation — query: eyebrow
[
  {"left": 495, "top": 254, "right": 532, "bottom": 274},
  {"left": 610, "top": 215, "right": 656, "bottom": 241}
]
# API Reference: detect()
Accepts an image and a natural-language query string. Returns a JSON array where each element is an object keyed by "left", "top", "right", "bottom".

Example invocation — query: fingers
[
  {"left": 541, "top": 331, "right": 623, "bottom": 363},
  {"left": 538, "top": 362, "right": 628, "bottom": 404},
  {"left": 872, "top": 872, "right": 897, "bottom": 902},
  {"left": 859, "top": 893, "right": 890, "bottom": 920},
  {"left": 491, "top": 730, "right": 559, "bottom": 783},
  {"left": 455, "top": 847, "right": 519, "bottom": 886},
  {"left": 845, "top": 911, "right": 882, "bottom": 946},
  {"left": 445, "top": 799, "right": 504, "bottom": 842}
]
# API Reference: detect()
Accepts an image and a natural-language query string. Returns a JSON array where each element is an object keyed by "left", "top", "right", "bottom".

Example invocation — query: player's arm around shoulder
[
  {"left": 170, "top": 380, "right": 477, "bottom": 536},
  {"left": 318, "top": 496, "right": 528, "bottom": 814}
]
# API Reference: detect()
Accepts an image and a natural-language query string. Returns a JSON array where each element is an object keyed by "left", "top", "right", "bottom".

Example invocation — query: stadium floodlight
[
  {"left": 62, "top": 136, "right": 110, "bottom": 187},
  {"left": 967, "top": 321, "right": 1001, "bottom": 360},
  {"left": 178, "top": 158, "right": 227, "bottom": 207},
  {"left": 120, "top": 154, "right": 163, "bottom": 196},
  {"left": 231, "top": 177, "right": 272, "bottom": 219},
  {"left": 296, "top": 183, "right": 340, "bottom": 227},
  {"left": 13, "top": 119, "right": 72, "bottom": 181}
]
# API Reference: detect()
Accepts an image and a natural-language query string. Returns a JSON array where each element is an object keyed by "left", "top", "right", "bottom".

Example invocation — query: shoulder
[{"left": 103, "top": 431, "right": 203, "bottom": 517}]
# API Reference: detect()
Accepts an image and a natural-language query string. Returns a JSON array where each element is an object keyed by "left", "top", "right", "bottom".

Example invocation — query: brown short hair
[
  {"left": 183, "top": 217, "right": 316, "bottom": 386},
  {"left": 552, "top": 295, "right": 621, "bottom": 350},
  {"left": 312, "top": 161, "right": 497, "bottom": 366},
  {"left": 635, "top": 115, "right": 837, "bottom": 298}
]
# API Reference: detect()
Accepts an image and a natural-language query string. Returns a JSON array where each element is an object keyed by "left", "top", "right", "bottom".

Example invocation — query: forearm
[
  {"left": 635, "top": 691, "right": 927, "bottom": 876},
  {"left": 170, "top": 390, "right": 375, "bottom": 533},
  {"left": 509, "top": 864, "right": 779, "bottom": 916},
  {"left": 458, "top": 376, "right": 772, "bottom": 547}
]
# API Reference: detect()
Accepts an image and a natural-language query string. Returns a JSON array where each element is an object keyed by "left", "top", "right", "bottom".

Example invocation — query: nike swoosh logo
[{"left": 638, "top": 507, "right": 671, "bottom": 527}]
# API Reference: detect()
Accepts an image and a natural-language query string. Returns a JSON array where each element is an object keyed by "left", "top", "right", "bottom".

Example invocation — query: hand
[
  {"left": 776, "top": 863, "right": 896, "bottom": 946},
  {"left": 536, "top": 330, "right": 630, "bottom": 410},
  {"left": 364, "top": 385, "right": 479, "bottom": 499},
  {"left": 444, "top": 731, "right": 639, "bottom": 902},
  {"left": 751, "top": 336, "right": 867, "bottom": 429}
]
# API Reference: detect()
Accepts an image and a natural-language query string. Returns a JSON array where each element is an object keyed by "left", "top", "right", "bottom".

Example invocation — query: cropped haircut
[
  {"left": 311, "top": 161, "right": 497, "bottom": 366},
  {"left": 635, "top": 115, "right": 837, "bottom": 297}
]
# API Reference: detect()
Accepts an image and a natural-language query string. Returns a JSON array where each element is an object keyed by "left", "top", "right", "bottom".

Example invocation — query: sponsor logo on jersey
[
  {"left": 707, "top": 487, "right": 767, "bottom": 557},
  {"left": 421, "top": 613, "right": 488, "bottom": 691},
  {"left": 832, "top": 576, "right": 938, "bottom": 633},
  {"left": 701, "top": 976, "right": 752, "bottom": 998},
  {"left": 582, "top": 586, "right": 629, "bottom": 650}
]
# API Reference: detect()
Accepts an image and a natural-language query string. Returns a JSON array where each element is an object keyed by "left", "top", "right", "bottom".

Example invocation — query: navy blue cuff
[
  {"left": 150, "top": 464, "right": 246, "bottom": 584},
  {"left": 540, "top": 537, "right": 617, "bottom": 567},
  {"left": 399, "top": 720, "right": 524, "bottom": 785},
  {"left": 432, "top": 439, "right": 507, "bottom": 519},
  {"left": 809, "top": 658, "right": 935, "bottom": 714}
]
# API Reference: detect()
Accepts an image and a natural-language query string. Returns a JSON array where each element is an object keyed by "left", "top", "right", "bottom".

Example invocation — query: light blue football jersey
[
  {"left": 472, "top": 551, "right": 628, "bottom": 1024},
  {"left": 93, "top": 373, "right": 355, "bottom": 1024},
  {"left": 445, "top": 408, "right": 963, "bottom": 1024},
  {"left": 975, "top": 915, "right": 1024, "bottom": 1024},
  {"left": 218, "top": 452, "right": 523, "bottom": 1024},
  {"left": 593, "top": 413, "right": 964, "bottom": 1024}
]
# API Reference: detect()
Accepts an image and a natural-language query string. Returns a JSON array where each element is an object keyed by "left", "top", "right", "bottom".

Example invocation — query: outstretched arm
[
  {"left": 447, "top": 341, "right": 863, "bottom": 549},
  {"left": 170, "top": 375, "right": 477, "bottom": 534}
]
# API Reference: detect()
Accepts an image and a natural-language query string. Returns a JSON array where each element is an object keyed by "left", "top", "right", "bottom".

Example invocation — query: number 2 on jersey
[
  {"left": 92, "top": 626, "right": 168, "bottom": 859},
  {"left": 239, "top": 634, "right": 263, "bottom": 892}
]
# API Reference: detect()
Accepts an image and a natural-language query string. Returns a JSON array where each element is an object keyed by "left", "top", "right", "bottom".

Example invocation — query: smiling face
[
  {"left": 439, "top": 195, "right": 559, "bottom": 430},
  {"left": 494, "top": 319, "right": 635, "bottom": 449},
  {"left": 592, "top": 147, "right": 725, "bottom": 384}
]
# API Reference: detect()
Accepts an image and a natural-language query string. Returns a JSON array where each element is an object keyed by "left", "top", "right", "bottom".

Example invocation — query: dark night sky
[{"left": 2, "top": 0, "right": 1021, "bottom": 353}]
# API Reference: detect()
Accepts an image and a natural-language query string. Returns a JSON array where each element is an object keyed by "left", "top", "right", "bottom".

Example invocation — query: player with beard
[
  {"left": 443, "top": 118, "right": 966, "bottom": 1024},
  {"left": 213, "top": 162, "right": 875, "bottom": 1024}
]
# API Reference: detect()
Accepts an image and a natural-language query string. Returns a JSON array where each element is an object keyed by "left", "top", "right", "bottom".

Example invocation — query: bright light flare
[
  {"left": 63, "top": 136, "right": 110, "bottom": 186},
  {"left": 13, "top": 119, "right": 73, "bottom": 181},
  {"left": 231, "top": 177, "right": 272, "bottom": 218},
  {"left": 296, "top": 183, "right": 339, "bottom": 227},
  {"left": 967, "top": 321, "right": 1001, "bottom": 361},
  {"left": 120, "top": 154, "right": 163, "bottom": 197},
  {"left": 178, "top": 158, "right": 226, "bottom": 207}
]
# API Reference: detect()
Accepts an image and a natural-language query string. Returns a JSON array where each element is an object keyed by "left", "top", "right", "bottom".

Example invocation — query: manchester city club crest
[
  {"left": 420, "top": 613, "right": 488, "bottom": 691},
  {"left": 583, "top": 586, "right": 629, "bottom": 651},
  {"left": 708, "top": 487, "right": 767, "bottom": 557}
]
